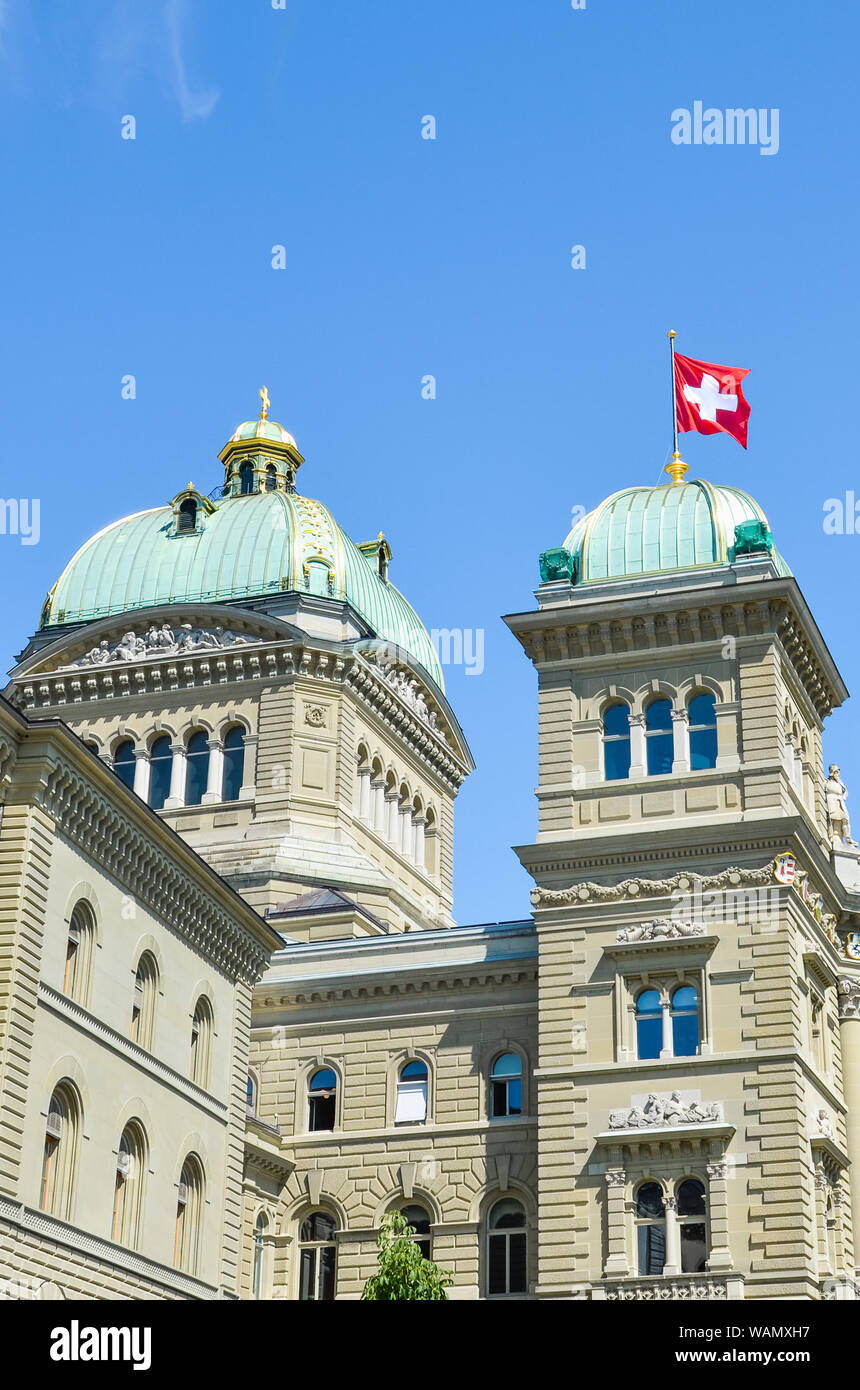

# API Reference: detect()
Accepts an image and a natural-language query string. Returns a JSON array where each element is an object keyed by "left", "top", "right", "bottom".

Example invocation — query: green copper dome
[
  {"left": 547, "top": 479, "right": 791, "bottom": 585},
  {"left": 41, "top": 489, "right": 444, "bottom": 688},
  {"left": 227, "top": 418, "right": 297, "bottom": 447}
]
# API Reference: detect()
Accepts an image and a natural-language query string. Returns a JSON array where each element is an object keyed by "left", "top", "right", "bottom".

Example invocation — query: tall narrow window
[
  {"left": 635, "top": 988, "right": 663, "bottom": 1060},
  {"left": 253, "top": 1213, "right": 268, "bottom": 1298},
  {"left": 246, "top": 1072, "right": 258, "bottom": 1117},
  {"left": 394, "top": 1060, "right": 428, "bottom": 1124},
  {"left": 63, "top": 902, "right": 94, "bottom": 1003},
  {"left": 299, "top": 1212, "right": 337, "bottom": 1300},
  {"left": 184, "top": 731, "right": 210, "bottom": 807},
  {"left": 635, "top": 1182, "right": 666, "bottom": 1275},
  {"left": 190, "top": 996, "right": 214, "bottom": 1087},
  {"left": 177, "top": 498, "right": 197, "bottom": 533},
  {"left": 307, "top": 1068, "right": 337, "bottom": 1132},
  {"left": 397, "top": 1204, "right": 432, "bottom": 1260},
  {"left": 670, "top": 985, "right": 699, "bottom": 1057},
  {"left": 112, "top": 1123, "right": 146, "bottom": 1249},
  {"left": 645, "top": 699, "right": 674, "bottom": 775},
  {"left": 113, "top": 739, "right": 136, "bottom": 791},
  {"left": 677, "top": 1179, "right": 707, "bottom": 1273},
  {"left": 222, "top": 726, "right": 245, "bottom": 802},
  {"left": 40, "top": 1084, "right": 80, "bottom": 1221},
  {"left": 688, "top": 694, "right": 717, "bottom": 770},
  {"left": 265, "top": 464, "right": 277, "bottom": 491},
  {"left": 487, "top": 1199, "right": 527, "bottom": 1296},
  {"left": 490, "top": 1053, "right": 523, "bottom": 1118},
  {"left": 174, "top": 1157, "right": 204, "bottom": 1274},
  {"left": 131, "top": 953, "right": 158, "bottom": 1050},
  {"left": 603, "top": 703, "right": 631, "bottom": 781},
  {"left": 148, "top": 736, "right": 172, "bottom": 811},
  {"left": 239, "top": 462, "right": 254, "bottom": 495}
]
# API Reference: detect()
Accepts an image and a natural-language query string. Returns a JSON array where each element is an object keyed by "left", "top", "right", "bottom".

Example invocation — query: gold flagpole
[{"left": 666, "top": 330, "right": 689, "bottom": 484}]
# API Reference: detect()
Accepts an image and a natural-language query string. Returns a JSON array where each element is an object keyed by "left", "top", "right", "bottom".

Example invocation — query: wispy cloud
[{"left": 164, "top": 0, "right": 219, "bottom": 122}]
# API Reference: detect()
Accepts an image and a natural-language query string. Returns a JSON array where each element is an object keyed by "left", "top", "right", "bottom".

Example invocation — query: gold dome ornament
[{"left": 259, "top": 386, "right": 271, "bottom": 420}]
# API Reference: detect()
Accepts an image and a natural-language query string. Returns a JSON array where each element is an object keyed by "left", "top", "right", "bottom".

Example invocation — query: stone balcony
[{"left": 592, "top": 1273, "right": 745, "bottom": 1301}]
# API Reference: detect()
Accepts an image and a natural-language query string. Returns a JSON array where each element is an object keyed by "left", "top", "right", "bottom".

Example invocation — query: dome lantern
[{"left": 218, "top": 386, "right": 305, "bottom": 497}]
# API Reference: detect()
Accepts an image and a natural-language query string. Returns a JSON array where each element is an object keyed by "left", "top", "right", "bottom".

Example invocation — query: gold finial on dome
[
  {"left": 259, "top": 385, "right": 271, "bottom": 420},
  {"left": 665, "top": 452, "right": 689, "bottom": 485}
]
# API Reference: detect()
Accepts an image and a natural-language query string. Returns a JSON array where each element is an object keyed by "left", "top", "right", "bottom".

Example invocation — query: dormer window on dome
[
  {"left": 169, "top": 484, "right": 216, "bottom": 538},
  {"left": 218, "top": 387, "right": 305, "bottom": 498},
  {"left": 358, "top": 534, "right": 392, "bottom": 583}
]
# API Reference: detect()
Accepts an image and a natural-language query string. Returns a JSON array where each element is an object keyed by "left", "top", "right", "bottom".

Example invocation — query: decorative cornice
[
  {"left": 532, "top": 864, "right": 774, "bottom": 908},
  {"left": 608, "top": 1094, "right": 723, "bottom": 1131},
  {"left": 616, "top": 919, "right": 706, "bottom": 943},
  {"left": 598, "top": 1274, "right": 740, "bottom": 1301},
  {"left": 258, "top": 964, "right": 538, "bottom": 1009},
  {"left": 346, "top": 655, "right": 469, "bottom": 789}
]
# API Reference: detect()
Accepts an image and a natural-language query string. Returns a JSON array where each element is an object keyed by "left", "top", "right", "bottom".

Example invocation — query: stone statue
[
  {"left": 617, "top": 918, "right": 706, "bottom": 943},
  {"left": 825, "top": 765, "right": 857, "bottom": 848},
  {"left": 814, "top": 1108, "right": 835, "bottom": 1140},
  {"left": 609, "top": 1092, "right": 722, "bottom": 1130},
  {"left": 72, "top": 625, "right": 260, "bottom": 668}
]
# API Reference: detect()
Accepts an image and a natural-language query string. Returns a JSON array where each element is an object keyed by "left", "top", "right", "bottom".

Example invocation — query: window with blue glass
[
  {"left": 148, "top": 736, "right": 172, "bottom": 810},
  {"left": 113, "top": 739, "right": 136, "bottom": 791},
  {"left": 308, "top": 1068, "right": 338, "bottom": 1132},
  {"left": 636, "top": 989, "right": 663, "bottom": 1060},
  {"left": 688, "top": 694, "right": 717, "bottom": 770},
  {"left": 222, "top": 726, "right": 245, "bottom": 802},
  {"left": 490, "top": 1052, "right": 523, "bottom": 1118},
  {"left": 184, "top": 731, "right": 210, "bottom": 807},
  {"left": 635, "top": 1183, "right": 666, "bottom": 1275},
  {"left": 603, "top": 703, "right": 631, "bottom": 781},
  {"left": 671, "top": 985, "right": 699, "bottom": 1056},
  {"left": 645, "top": 699, "right": 674, "bottom": 775}
]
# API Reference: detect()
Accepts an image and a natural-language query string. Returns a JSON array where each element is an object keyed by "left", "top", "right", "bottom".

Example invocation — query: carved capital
[{"left": 838, "top": 976, "right": 860, "bottom": 1020}]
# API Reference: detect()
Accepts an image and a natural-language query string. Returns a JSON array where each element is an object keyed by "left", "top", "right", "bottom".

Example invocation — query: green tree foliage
[{"left": 362, "top": 1209, "right": 453, "bottom": 1301}]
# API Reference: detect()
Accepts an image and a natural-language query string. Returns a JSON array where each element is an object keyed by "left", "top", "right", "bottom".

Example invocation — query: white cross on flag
[{"left": 674, "top": 351, "right": 751, "bottom": 449}]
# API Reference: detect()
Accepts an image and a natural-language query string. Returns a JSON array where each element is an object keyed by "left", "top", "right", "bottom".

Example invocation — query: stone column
[
  {"left": 671, "top": 709, "right": 690, "bottom": 774},
  {"left": 398, "top": 804, "right": 412, "bottom": 857},
  {"left": 385, "top": 790, "right": 399, "bottom": 842},
  {"left": 628, "top": 714, "right": 646, "bottom": 778},
  {"left": 413, "top": 815, "right": 426, "bottom": 869},
  {"left": 660, "top": 989, "right": 673, "bottom": 1059},
  {"left": 202, "top": 739, "right": 224, "bottom": 804},
  {"left": 837, "top": 976, "right": 860, "bottom": 1265},
  {"left": 132, "top": 749, "right": 151, "bottom": 802},
  {"left": 372, "top": 779, "right": 385, "bottom": 834},
  {"left": 705, "top": 1157, "right": 733, "bottom": 1272},
  {"left": 604, "top": 1165, "right": 630, "bottom": 1276},
  {"left": 164, "top": 742, "right": 187, "bottom": 809},
  {"left": 239, "top": 733, "right": 257, "bottom": 800},
  {"left": 663, "top": 1196, "right": 680, "bottom": 1275},
  {"left": 357, "top": 767, "right": 371, "bottom": 821}
]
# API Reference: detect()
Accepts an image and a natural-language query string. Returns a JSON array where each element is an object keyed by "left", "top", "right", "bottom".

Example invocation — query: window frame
[
  {"left": 297, "top": 1210, "right": 338, "bottom": 1301},
  {"left": 488, "top": 1050, "right": 525, "bottom": 1120},
  {"left": 486, "top": 1197, "right": 528, "bottom": 1298},
  {"left": 602, "top": 701, "right": 632, "bottom": 782}
]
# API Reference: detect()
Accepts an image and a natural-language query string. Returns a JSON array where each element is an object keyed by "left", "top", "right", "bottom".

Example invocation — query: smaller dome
[{"left": 228, "top": 418, "right": 297, "bottom": 448}]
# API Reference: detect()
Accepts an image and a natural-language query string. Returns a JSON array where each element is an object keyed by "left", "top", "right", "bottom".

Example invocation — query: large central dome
[{"left": 40, "top": 400, "right": 443, "bottom": 689}]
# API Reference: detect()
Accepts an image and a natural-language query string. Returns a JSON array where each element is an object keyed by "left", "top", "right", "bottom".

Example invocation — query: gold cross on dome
[{"left": 258, "top": 386, "right": 271, "bottom": 420}]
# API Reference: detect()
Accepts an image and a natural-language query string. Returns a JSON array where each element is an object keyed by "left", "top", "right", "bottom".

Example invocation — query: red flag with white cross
[{"left": 673, "top": 351, "right": 751, "bottom": 449}]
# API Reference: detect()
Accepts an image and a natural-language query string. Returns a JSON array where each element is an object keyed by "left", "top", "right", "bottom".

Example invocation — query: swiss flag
[{"left": 674, "top": 351, "right": 751, "bottom": 449}]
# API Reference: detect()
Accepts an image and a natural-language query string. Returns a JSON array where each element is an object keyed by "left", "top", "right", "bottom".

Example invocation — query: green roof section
[
  {"left": 557, "top": 479, "right": 791, "bottom": 585},
  {"left": 42, "top": 490, "right": 444, "bottom": 689}
]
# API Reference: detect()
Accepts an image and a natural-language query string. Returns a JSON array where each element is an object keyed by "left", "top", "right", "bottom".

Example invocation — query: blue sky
[{"left": 0, "top": 0, "right": 857, "bottom": 924}]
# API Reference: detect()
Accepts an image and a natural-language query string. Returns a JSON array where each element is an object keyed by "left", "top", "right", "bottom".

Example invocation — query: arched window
[
  {"left": 265, "top": 464, "right": 278, "bottom": 492},
  {"left": 490, "top": 1052, "right": 523, "bottom": 1119},
  {"left": 148, "top": 735, "right": 172, "bottom": 810},
  {"left": 112, "top": 1122, "right": 146, "bottom": 1249},
  {"left": 487, "top": 1199, "right": 527, "bottom": 1296},
  {"left": 174, "top": 1156, "right": 205, "bottom": 1273},
  {"left": 64, "top": 901, "right": 94, "bottom": 1003},
  {"left": 394, "top": 1059, "right": 428, "bottom": 1124},
  {"left": 688, "top": 693, "right": 717, "bottom": 770},
  {"left": 222, "top": 726, "right": 245, "bottom": 802},
  {"left": 635, "top": 988, "right": 663, "bottom": 1060},
  {"left": 671, "top": 985, "right": 699, "bottom": 1057},
  {"left": 603, "top": 703, "right": 631, "bottom": 780},
  {"left": 253, "top": 1213, "right": 269, "bottom": 1298},
  {"left": 113, "top": 739, "right": 136, "bottom": 791},
  {"left": 246, "top": 1071, "right": 258, "bottom": 1117},
  {"left": 396, "top": 1204, "right": 432, "bottom": 1260},
  {"left": 131, "top": 952, "right": 158, "bottom": 1050},
  {"left": 307, "top": 1068, "right": 337, "bottom": 1132},
  {"left": 635, "top": 1182, "right": 666, "bottom": 1275},
  {"left": 239, "top": 462, "right": 255, "bottom": 495},
  {"left": 184, "top": 731, "right": 210, "bottom": 807},
  {"left": 190, "top": 996, "right": 214, "bottom": 1088},
  {"left": 645, "top": 699, "right": 674, "bottom": 775},
  {"left": 40, "top": 1083, "right": 81, "bottom": 1220},
  {"left": 177, "top": 498, "right": 197, "bottom": 533},
  {"left": 677, "top": 1179, "right": 707, "bottom": 1272},
  {"left": 298, "top": 1211, "right": 337, "bottom": 1301}
]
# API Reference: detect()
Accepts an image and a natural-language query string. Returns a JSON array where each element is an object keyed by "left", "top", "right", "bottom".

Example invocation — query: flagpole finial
[
  {"left": 668, "top": 329, "right": 677, "bottom": 339},
  {"left": 665, "top": 451, "right": 689, "bottom": 485}
]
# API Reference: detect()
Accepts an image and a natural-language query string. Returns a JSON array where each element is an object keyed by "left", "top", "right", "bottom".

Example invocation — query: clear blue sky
[{"left": 0, "top": 0, "right": 857, "bottom": 924}]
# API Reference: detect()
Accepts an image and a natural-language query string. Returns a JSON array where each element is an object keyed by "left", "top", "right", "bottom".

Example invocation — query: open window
[{"left": 394, "top": 1059, "right": 428, "bottom": 1124}]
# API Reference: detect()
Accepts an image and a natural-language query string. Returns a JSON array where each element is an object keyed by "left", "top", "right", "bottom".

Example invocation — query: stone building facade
[{"left": 3, "top": 397, "right": 860, "bottom": 1300}]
